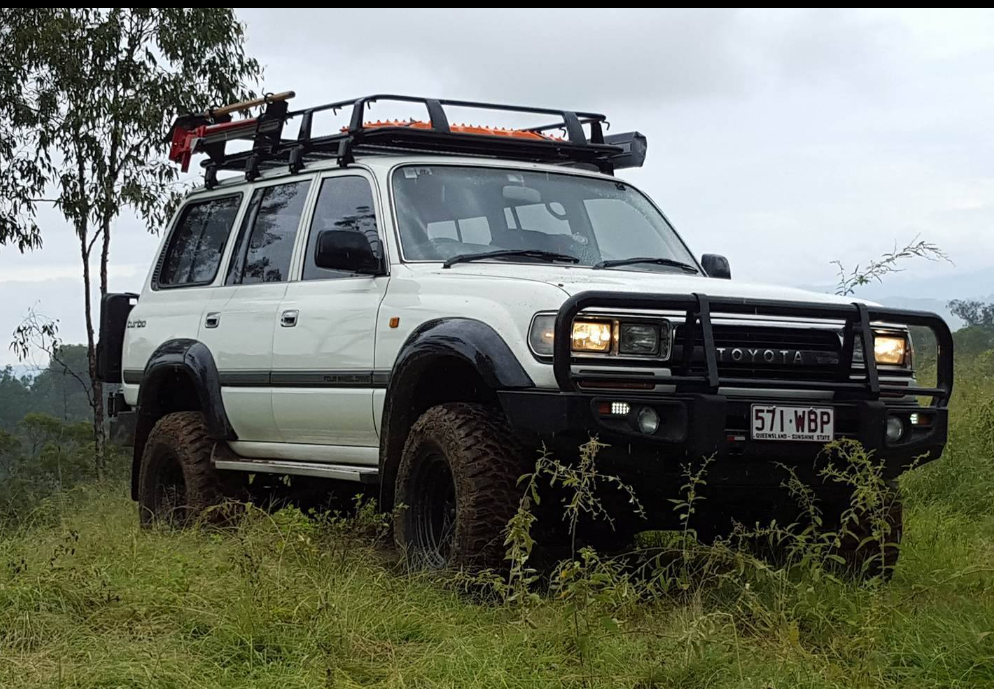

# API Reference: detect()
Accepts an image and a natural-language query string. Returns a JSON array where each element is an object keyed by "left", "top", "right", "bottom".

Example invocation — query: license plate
[{"left": 750, "top": 405, "right": 834, "bottom": 442}]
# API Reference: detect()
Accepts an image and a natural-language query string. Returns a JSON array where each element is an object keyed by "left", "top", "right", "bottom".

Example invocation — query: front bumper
[
  {"left": 502, "top": 291, "right": 953, "bottom": 488},
  {"left": 498, "top": 390, "right": 947, "bottom": 484}
]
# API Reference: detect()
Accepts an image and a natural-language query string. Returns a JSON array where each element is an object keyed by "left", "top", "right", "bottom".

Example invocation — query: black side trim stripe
[
  {"left": 220, "top": 371, "right": 271, "bottom": 387},
  {"left": 372, "top": 371, "right": 391, "bottom": 387},
  {"left": 125, "top": 368, "right": 391, "bottom": 388},
  {"left": 270, "top": 371, "right": 380, "bottom": 388}
]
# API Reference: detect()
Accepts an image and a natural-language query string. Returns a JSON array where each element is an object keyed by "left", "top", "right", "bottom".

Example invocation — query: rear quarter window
[{"left": 156, "top": 194, "right": 242, "bottom": 288}]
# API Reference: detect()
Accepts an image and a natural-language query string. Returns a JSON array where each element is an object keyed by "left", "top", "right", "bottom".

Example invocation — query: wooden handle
[{"left": 210, "top": 90, "right": 295, "bottom": 117}]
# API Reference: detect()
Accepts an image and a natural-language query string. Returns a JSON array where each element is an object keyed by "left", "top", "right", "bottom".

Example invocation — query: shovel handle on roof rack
[{"left": 210, "top": 90, "right": 295, "bottom": 118}]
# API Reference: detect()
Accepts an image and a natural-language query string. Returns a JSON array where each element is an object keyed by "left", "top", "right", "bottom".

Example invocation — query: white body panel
[
  {"left": 120, "top": 286, "right": 210, "bottom": 407},
  {"left": 120, "top": 153, "right": 902, "bottom": 475},
  {"left": 374, "top": 265, "right": 567, "bottom": 389},
  {"left": 199, "top": 283, "right": 288, "bottom": 442}
]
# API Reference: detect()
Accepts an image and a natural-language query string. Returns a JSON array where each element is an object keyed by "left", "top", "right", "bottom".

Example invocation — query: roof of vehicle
[{"left": 188, "top": 153, "right": 625, "bottom": 195}]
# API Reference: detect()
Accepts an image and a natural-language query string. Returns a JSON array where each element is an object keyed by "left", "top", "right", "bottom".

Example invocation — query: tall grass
[
  {"left": 1, "top": 482, "right": 992, "bottom": 687},
  {"left": 0, "top": 349, "right": 992, "bottom": 688}
]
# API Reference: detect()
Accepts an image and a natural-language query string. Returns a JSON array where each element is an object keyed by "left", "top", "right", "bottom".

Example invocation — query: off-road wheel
[
  {"left": 834, "top": 487, "right": 903, "bottom": 581},
  {"left": 137, "top": 411, "right": 225, "bottom": 527},
  {"left": 394, "top": 403, "right": 526, "bottom": 570}
]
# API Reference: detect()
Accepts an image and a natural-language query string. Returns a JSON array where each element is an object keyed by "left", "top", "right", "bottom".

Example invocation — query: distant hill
[
  {"left": 875, "top": 297, "right": 963, "bottom": 330},
  {"left": 5, "top": 364, "right": 41, "bottom": 380},
  {"left": 799, "top": 265, "right": 993, "bottom": 330}
]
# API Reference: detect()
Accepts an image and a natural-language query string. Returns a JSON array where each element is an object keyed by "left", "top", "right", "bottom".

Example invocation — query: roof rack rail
[{"left": 167, "top": 93, "right": 647, "bottom": 185}]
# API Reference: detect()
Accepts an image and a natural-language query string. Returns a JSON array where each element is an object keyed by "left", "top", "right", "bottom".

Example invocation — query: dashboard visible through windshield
[{"left": 392, "top": 165, "right": 699, "bottom": 273}]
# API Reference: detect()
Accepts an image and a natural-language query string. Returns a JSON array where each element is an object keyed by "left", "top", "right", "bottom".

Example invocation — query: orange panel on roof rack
[{"left": 348, "top": 120, "right": 562, "bottom": 141}]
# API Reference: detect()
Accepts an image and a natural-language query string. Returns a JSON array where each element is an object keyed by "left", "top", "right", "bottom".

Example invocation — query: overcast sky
[{"left": 1, "top": 8, "right": 993, "bottom": 366}]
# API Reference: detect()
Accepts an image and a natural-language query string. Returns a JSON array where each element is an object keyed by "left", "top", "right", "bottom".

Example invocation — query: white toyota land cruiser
[{"left": 97, "top": 94, "right": 953, "bottom": 573}]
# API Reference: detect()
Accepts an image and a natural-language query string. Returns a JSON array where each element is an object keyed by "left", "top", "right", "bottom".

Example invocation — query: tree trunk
[
  {"left": 97, "top": 207, "right": 113, "bottom": 481},
  {"left": 79, "top": 225, "right": 105, "bottom": 481}
]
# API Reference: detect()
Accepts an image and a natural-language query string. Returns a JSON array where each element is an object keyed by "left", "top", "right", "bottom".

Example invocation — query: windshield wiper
[
  {"left": 443, "top": 249, "right": 580, "bottom": 269},
  {"left": 593, "top": 257, "right": 698, "bottom": 273}
]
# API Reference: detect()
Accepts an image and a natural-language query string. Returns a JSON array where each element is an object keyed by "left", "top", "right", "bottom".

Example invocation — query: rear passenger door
[
  {"left": 122, "top": 193, "right": 243, "bottom": 401},
  {"left": 198, "top": 178, "right": 314, "bottom": 443},
  {"left": 271, "top": 172, "right": 388, "bottom": 450}
]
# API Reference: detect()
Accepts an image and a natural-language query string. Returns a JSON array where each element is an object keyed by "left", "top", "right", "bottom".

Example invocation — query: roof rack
[{"left": 166, "top": 93, "right": 647, "bottom": 188}]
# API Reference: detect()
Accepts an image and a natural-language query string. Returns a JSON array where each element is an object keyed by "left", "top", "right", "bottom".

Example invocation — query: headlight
[
  {"left": 571, "top": 320, "right": 613, "bottom": 352},
  {"left": 874, "top": 334, "right": 908, "bottom": 366},
  {"left": 528, "top": 313, "right": 671, "bottom": 359},
  {"left": 619, "top": 323, "right": 660, "bottom": 356}
]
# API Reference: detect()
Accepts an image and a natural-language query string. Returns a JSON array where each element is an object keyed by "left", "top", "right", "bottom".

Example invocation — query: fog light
[
  {"left": 637, "top": 407, "right": 660, "bottom": 435},
  {"left": 885, "top": 417, "right": 905, "bottom": 443},
  {"left": 611, "top": 401, "right": 631, "bottom": 416}
]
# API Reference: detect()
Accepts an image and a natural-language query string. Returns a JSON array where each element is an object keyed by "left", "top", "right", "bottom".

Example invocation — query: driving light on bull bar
[
  {"left": 874, "top": 335, "right": 908, "bottom": 366},
  {"left": 572, "top": 320, "right": 613, "bottom": 352},
  {"left": 611, "top": 401, "right": 631, "bottom": 416}
]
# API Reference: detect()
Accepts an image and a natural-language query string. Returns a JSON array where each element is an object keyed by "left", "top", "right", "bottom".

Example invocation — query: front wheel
[
  {"left": 834, "top": 487, "right": 904, "bottom": 580},
  {"left": 394, "top": 403, "right": 526, "bottom": 569}
]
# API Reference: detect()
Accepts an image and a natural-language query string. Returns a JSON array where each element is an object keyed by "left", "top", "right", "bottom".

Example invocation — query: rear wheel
[
  {"left": 394, "top": 403, "right": 525, "bottom": 569},
  {"left": 137, "top": 411, "right": 224, "bottom": 527}
]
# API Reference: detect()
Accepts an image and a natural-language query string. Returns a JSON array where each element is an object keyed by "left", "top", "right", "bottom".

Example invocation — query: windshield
[{"left": 392, "top": 165, "right": 699, "bottom": 273}]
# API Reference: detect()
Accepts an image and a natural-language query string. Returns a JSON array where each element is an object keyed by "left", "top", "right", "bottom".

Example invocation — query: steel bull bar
[{"left": 552, "top": 292, "right": 954, "bottom": 407}]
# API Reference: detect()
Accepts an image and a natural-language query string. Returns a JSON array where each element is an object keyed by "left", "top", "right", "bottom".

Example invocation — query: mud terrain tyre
[
  {"left": 137, "top": 411, "right": 225, "bottom": 527},
  {"left": 394, "top": 403, "right": 526, "bottom": 569},
  {"left": 836, "top": 487, "right": 903, "bottom": 580}
]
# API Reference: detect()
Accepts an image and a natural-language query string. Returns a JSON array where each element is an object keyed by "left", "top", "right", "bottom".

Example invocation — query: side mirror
[
  {"left": 314, "top": 230, "right": 382, "bottom": 274},
  {"left": 701, "top": 254, "right": 731, "bottom": 279}
]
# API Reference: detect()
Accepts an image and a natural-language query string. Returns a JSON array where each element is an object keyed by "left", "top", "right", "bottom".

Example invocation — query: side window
[
  {"left": 303, "top": 176, "right": 381, "bottom": 280},
  {"left": 157, "top": 194, "right": 242, "bottom": 288},
  {"left": 227, "top": 181, "right": 310, "bottom": 285}
]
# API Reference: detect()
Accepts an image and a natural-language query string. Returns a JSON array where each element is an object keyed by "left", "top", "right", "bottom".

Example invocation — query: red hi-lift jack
[{"left": 166, "top": 91, "right": 295, "bottom": 172}]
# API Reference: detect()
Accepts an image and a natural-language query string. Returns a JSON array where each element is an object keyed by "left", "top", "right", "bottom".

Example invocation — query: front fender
[
  {"left": 378, "top": 318, "right": 533, "bottom": 510},
  {"left": 391, "top": 317, "right": 534, "bottom": 391}
]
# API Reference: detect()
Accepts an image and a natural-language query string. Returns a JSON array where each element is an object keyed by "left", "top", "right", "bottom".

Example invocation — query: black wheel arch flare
[{"left": 130, "top": 338, "right": 234, "bottom": 499}]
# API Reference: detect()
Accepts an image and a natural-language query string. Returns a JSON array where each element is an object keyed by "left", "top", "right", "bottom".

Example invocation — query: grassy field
[{"left": 1, "top": 352, "right": 992, "bottom": 688}]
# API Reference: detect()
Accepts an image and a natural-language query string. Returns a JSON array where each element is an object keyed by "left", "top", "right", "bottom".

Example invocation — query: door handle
[
  {"left": 205, "top": 312, "right": 221, "bottom": 329},
  {"left": 281, "top": 310, "right": 299, "bottom": 327}
]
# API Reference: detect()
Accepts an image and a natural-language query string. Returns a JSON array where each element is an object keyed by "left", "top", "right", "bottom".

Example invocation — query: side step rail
[{"left": 213, "top": 456, "right": 379, "bottom": 484}]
